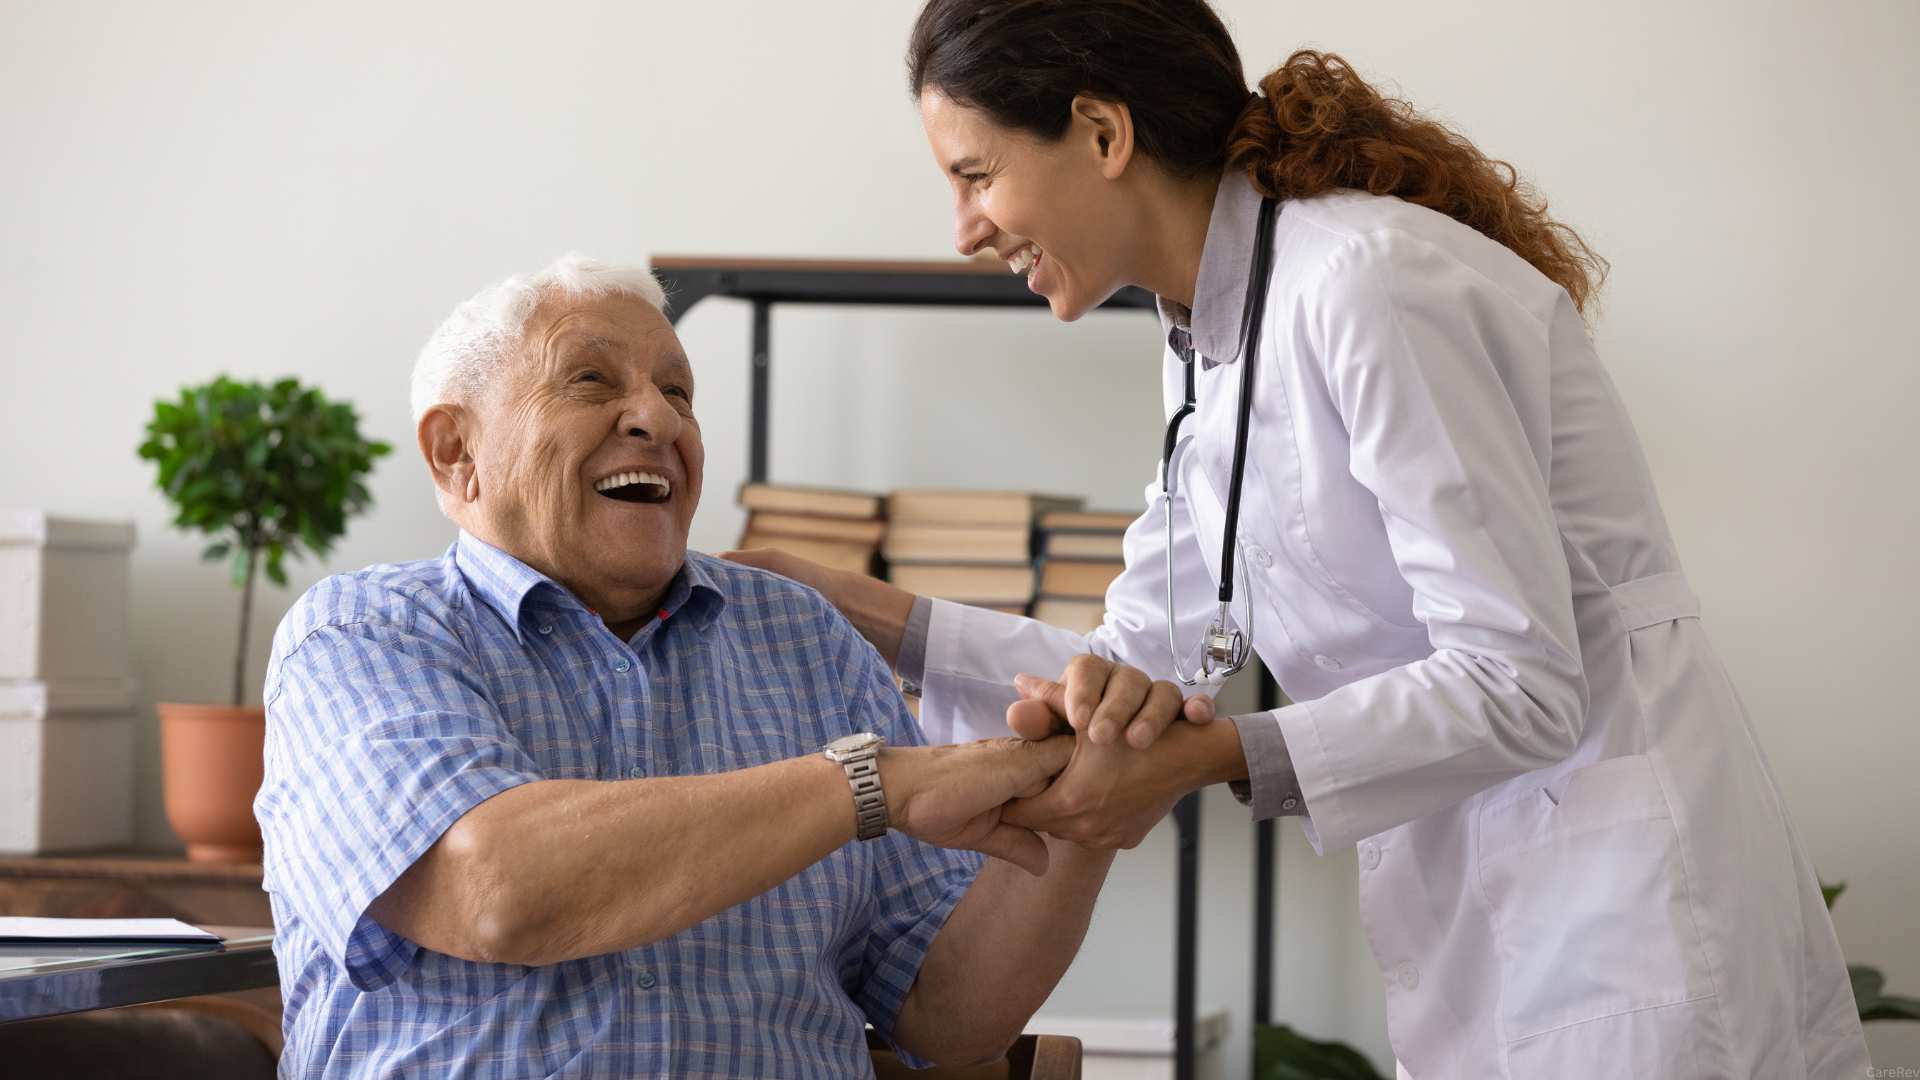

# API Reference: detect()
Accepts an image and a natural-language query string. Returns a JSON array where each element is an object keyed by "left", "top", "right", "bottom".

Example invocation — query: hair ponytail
[{"left": 1228, "top": 51, "right": 1607, "bottom": 313}]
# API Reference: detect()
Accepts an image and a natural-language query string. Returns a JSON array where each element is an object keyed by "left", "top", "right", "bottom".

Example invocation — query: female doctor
[{"left": 726, "top": 1, "right": 1868, "bottom": 1075}]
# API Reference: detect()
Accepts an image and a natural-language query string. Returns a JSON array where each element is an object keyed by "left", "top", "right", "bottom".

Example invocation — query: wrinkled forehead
[{"left": 517, "top": 291, "right": 693, "bottom": 381}]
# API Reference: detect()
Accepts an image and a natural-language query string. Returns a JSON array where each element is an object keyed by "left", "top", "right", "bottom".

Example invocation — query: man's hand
[
  {"left": 1000, "top": 672, "right": 1246, "bottom": 849},
  {"left": 1004, "top": 654, "right": 1217, "bottom": 748},
  {"left": 882, "top": 736, "right": 1073, "bottom": 875}
]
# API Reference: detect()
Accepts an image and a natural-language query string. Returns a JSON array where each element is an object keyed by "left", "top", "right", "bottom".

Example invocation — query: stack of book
[
  {"left": 1031, "top": 509, "right": 1136, "bottom": 634},
  {"left": 881, "top": 489, "right": 1085, "bottom": 614},
  {"left": 735, "top": 483, "right": 886, "bottom": 577}
]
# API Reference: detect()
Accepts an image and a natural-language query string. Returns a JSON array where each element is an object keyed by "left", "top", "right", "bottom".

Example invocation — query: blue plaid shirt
[{"left": 256, "top": 532, "right": 981, "bottom": 1078}]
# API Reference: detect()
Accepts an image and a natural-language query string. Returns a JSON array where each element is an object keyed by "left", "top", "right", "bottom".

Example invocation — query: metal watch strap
[{"left": 843, "top": 752, "right": 888, "bottom": 841}]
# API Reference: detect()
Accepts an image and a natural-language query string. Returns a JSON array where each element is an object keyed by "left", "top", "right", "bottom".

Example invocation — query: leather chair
[{"left": 868, "top": 1029, "right": 1083, "bottom": 1080}]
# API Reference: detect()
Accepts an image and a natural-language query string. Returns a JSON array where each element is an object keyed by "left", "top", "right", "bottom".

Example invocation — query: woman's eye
[{"left": 573, "top": 370, "right": 606, "bottom": 384}]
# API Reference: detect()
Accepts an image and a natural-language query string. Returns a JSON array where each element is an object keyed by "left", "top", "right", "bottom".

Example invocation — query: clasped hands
[{"left": 892, "top": 655, "right": 1226, "bottom": 876}]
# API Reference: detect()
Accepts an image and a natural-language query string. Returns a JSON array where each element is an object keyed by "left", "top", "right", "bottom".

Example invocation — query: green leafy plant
[
  {"left": 1255, "top": 1022, "right": 1387, "bottom": 1080},
  {"left": 138, "top": 376, "right": 392, "bottom": 705},
  {"left": 1823, "top": 880, "right": 1920, "bottom": 1022}
]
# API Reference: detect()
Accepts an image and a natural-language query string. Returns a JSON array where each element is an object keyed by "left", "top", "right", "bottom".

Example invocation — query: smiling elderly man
[{"left": 253, "top": 255, "right": 1114, "bottom": 1078}]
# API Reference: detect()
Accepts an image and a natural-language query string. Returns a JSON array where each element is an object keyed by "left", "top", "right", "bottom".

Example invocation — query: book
[
  {"left": 0, "top": 917, "right": 221, "bottom": 945},
  {"left": 1038, "top": 559, "right": 1124, "bottom": 599},
  {"left": 737, "top": 531, "right": 876, "bottom": 576},
  {"left": 738, "top": 482, "right": 883, "bottom": 520},
  {"left": 1032, "top": 597, "right": 1106, "bottom": 635},
  {"left": 1039, "top": 509, "right": 1138, "bottom": 533},
  {"left": 882, "top": 523, "right": 1032, "bottom": 564},
  {"left": 888, "top": 489, "right": 1084, "bottom": 527},
  {"left": 746, "top": 511, "right": 886, "bottom": 545},
  {"left": 889, "top": 563, "right": 1037, "bottom": 605},
  {"left": 1043, "top": 531, "right": 1126, "bottom": 561}
]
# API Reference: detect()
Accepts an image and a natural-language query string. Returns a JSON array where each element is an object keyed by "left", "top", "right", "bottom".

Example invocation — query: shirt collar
[
  {"left": 1156, "top": 168, "right": 1266, "bottom": 369},
  {"left": 454, "top": 531, "right": 727, "bottom": 643}
]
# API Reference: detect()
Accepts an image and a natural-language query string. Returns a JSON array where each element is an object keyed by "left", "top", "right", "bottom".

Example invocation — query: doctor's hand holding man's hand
[{"left": 999, "top": 657, "right": 1245, "bottom": 850}]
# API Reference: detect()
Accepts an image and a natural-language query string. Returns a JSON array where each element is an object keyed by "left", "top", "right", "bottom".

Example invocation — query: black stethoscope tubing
[{"left": 1161, "top": 195, "right": 1281, "bottom": 607}]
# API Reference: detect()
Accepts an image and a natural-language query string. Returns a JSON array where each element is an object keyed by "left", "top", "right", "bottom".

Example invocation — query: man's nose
[{"left": 617, "top": 386, "right": 681, "bottom": 442}]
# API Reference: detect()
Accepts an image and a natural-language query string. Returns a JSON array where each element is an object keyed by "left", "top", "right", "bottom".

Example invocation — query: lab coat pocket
[{"left": 1477, "top": 755, "right": 1723, "bottom": 1073}]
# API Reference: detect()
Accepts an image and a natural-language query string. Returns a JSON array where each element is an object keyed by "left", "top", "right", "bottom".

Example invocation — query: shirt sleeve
[
  {"left": 255, "top": 579, "right": 542, "bottom": 991},
  {"left": 828, "top": 612, "right": 983, "bottom": 1066},
  {"left": 1271, "top": 229, "right": 1590, "bottom": 852},
  {"left": 1228, "top": 710, "right": 1307, "bottom": 818}
]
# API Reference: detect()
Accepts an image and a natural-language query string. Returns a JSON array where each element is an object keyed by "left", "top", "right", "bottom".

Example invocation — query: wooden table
[{"left": 0, "top": 852, "right": 269, "bottom": 927}]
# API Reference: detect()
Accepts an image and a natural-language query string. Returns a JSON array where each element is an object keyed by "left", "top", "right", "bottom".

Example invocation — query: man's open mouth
[{"left": 593, "top": 470, "right": 672, "bottom": 505}]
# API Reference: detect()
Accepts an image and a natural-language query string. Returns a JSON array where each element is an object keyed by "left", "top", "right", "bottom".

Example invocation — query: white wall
[{"left": 3, "top": 0, "right": 1915, "bottom": 1072}]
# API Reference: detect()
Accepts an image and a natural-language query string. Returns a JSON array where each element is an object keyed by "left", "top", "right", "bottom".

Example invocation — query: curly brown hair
[
  {"left": 1229, "top": 50, "right": 1607, "bottom": 313},
  {"left": 908, "top": 1, "right": 1607, "bottom": 313}
]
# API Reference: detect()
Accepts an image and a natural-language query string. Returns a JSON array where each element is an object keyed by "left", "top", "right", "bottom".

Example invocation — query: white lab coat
[{"left": 915, "top": 174, "right": 1869, "bottom": 1077}]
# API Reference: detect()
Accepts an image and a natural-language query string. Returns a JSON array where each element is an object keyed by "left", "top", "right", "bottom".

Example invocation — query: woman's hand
[
  {"left": 719, "top": 547, "right": 918, "bottom": 668},
  {"left": 999, "top": 673, "right": 1240, "bottom": 849},
  {"left": 1004, "top": 654, "right": 1217, "bottom": 749}
]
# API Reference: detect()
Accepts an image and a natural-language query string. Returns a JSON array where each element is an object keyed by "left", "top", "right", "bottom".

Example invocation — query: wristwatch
[{"left": 822, "top": 732, "right": 889, "bottom": 841}]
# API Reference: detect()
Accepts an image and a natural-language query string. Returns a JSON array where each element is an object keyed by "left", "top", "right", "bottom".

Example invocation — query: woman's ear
[
  {"left": 1071, "top": 95, "right": 1135, "bottom": 180},
  {"left": 418, "top": 404, "right": 479, "bottom": 505}
]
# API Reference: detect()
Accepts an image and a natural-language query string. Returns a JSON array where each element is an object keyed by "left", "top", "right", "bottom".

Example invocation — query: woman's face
[{"left": 920, "top": 90, "right": 1134, "bottom": 322}]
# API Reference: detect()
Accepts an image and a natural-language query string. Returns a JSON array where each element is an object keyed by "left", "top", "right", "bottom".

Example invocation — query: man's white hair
[{"left": 410, "top": 253, "right": 670, "bottom": 422}]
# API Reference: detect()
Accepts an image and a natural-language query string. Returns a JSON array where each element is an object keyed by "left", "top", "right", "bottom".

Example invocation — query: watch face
[{"left": 825, "top": 732, "right": 884, "bottom": 758}]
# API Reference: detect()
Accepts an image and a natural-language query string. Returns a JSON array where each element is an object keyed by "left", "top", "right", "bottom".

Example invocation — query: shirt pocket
[{"left": 1475, "top": 754, "right": 1722, "bottom": 1064}]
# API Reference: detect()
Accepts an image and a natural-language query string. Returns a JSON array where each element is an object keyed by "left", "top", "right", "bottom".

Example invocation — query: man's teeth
[
  {"left": 1007, "top": 247, "right": 1040, "bottom": 275},
  {"left": 593, "top": 470, "right": 671, "bottom": 496}
]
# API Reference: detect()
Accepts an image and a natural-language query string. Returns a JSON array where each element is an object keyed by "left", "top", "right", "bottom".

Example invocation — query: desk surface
[{"left": 0, "top": 926, "right": 274, "bottom": 1023}]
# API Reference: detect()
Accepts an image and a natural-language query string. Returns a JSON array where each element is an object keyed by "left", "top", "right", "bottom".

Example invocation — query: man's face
[{"left": 466, "top": 292, "right": 704, "bottom": 606}]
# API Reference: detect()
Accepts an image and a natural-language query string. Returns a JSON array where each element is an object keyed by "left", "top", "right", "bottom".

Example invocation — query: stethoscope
[{"left": 1161, "top": 195, "right": 1279, "bottom": 685}]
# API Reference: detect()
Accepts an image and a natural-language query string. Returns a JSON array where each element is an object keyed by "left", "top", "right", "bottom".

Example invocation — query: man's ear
[
  {"left": 1070, "top": 95, "right": 1135, "bottom": 181},
  {"left": 418, "top": 404, "right": 479, "bottom": 505}
]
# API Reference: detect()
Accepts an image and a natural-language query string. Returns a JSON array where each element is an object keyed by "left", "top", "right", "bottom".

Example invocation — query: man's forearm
[
  {"left": 370, "top": 754, "right": 857, "bottom": 967},
  {"left": 893, "top": 840, "right": 1116, "bottom": 1064}
]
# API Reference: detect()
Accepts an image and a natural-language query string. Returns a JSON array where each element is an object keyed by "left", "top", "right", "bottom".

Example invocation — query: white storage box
[
  {"left": 0, "top": 512, "right": 136, "bottom": 682},
  {"left": 0, "top": 679, "right": 137, "bottom": 853},
  {"left": 1026, "top": 1012, "right": 1228, "bottom": 1079}
]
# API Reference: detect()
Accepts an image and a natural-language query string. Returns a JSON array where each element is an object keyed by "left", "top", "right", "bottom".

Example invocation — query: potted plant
[{"left": 139, "top": 376, "right": 390, "bottom": 861}]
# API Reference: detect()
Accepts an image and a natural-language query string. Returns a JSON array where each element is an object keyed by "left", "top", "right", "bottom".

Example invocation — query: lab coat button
[
  {"left": 1359, "top": 841, "right": 1381, "bottom": 870},
  {"left": 1252, "top": 546, "right": 1273, "bottom": 569},
  {"left": 1396, "top": 961, "right": 1419, "bottom": 990},
  {"left": 1313, "top": 654, "right": 1342, "bottom": 672}
]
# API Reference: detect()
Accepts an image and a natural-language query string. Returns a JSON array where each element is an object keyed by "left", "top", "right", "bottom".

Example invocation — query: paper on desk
[{"left": 0, "top": 917, "right": 221, "bottom": 944}]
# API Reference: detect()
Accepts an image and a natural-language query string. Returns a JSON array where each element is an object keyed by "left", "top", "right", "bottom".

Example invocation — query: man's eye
[
  {"left": 573, "top": 370, "right": 606, "bottom": 384},
  {"left": 664, "top": 386, "right": 691, "bottom": 401}
]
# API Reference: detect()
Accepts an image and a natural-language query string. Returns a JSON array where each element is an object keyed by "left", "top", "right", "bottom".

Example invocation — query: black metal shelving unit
[{"left": 654, "top": 255, "right": 1281, "bottom": 1080}]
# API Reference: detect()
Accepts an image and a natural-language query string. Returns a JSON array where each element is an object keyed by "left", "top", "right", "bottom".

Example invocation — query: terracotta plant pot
[{"left": 157, "top": 703, "right": 265, "bottom": 863}]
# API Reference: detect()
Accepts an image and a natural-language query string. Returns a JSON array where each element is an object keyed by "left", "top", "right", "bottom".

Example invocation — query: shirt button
[
  {"left": 1396, "top": 961, "right": 1420, "bottom": 991},
  {"left": 635, "top": 970, "right": 657, "bottom": 990},
  {"left": 1313, "top": 654, "right": 1343, "bottom": 672},
  {"left": 1359, "top": 841, "right": 1381, "bottom": 870},
  {"left": 537, "top": 623, "right": 553, "bottom": 636},
  {"left": 613, "top": 657, "right": 632, "bottom": 673},
  {"left": 628, "top": 766, "right": 644, "bottom": 779},
  {"left": 1251, "top": 546, "right": 1274, "bottom": 569}
]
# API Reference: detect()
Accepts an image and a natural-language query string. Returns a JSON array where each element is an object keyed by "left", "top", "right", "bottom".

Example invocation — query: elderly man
[{"left": 254, "top": 255, "right": 1120, "bottom": 1077}]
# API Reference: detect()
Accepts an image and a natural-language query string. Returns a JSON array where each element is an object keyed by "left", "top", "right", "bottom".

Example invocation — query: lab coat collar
[{"left": 1156, "top": 168, "right": 1265, "bottom": 369}]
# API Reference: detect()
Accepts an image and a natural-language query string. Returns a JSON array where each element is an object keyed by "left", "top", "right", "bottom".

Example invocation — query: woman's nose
[{"left": 953, "top": 197, "right": 995, "bottom": 257}]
